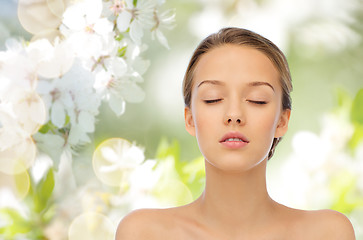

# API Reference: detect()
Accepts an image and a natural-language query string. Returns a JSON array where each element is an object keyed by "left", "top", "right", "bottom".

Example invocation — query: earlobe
[
  {"left": 184, "top": 107, "right": 196, "bottom": 136},
  {"left": 274, "top": 109, "right": 291, "bottom": 138}
]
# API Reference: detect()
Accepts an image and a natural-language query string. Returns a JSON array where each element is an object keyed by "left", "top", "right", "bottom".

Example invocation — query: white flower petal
[
  {"left": 129, "top": 20, "right": 144, "bottom": 44},
  {"left": 68, "top": 32, "right": 103, "bottom": 60},
  {"left": 10, "top": 90, "right": 47, "bottom": 134},
  {"left": 33, "top": 132, "right": 65, "bottom": 166},
  {"left": 116, "top": 11, "right": 132, "bottom": 32},
  {"left": 36, "top": 80, "right": 53, "bottom": 94},
  {"left": 26, "top": 38, "right": 54, "bottom": 63},
  {"left": 0, "top": 136, "right": 36, "bottom": 174},
  {"left": 0, "top": 127, "right": 23, "bottom": 151},
  {"left": 129, "top": 72, "right": 144, "bottom": 83},
  {"left": 94, "top": 18, "right": 114, "bottom": 35},
  {"left": 83, "top": 0, "right": 103, "bottom": 23},
  {"left": 112, "top": 57, "right": 127, "bottom": 77},
  {"left": 78, "top": 111, "right": 95, "bottom": 132},
  {"left": 79, "top": 131, "right": 91, "bottom": 143},
  {"left": 51, "top": 101, "right": 66, "bottom": 128},
  {"left": 67, "top": 125, "right": 82, "bottom": 145},
  {"left": 101, "top": 146, "right": 120, "bottom": 163},
  {"left": 61, "top": 92, "right": 74, "bottom": 109},
  {"left": 132, "top": 58, "right": 150, "bottom": 76},
  {"left": 155, "top": 29, "right": 170, "bottom": 49},
  {"left": 109, "top": 94, "right": 125, "bottom": 116},
  {"left": 94, "top": 70, "right": 111, "bottom": 91},
  {"left": 62, "top": 4, "right": 86, "bottom": 31},
  {"left": 124, "top": 145, "right": 145, "bottom": 165},
  {"left": 0, "top": 101, "right": 18, "bottom": 129},
  {"left": 37, "top": 40, "right": 75, "bottom": 78}
]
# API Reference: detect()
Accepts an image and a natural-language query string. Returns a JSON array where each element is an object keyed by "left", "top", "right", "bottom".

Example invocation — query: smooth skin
[{"left": 116, "top": 45, "right": 356, "bottom": 239}]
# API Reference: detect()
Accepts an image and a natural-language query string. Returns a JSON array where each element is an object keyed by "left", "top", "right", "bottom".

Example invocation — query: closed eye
[
  {"left": 248, "top": 100, "right": 267, "bottom": 105},
  {"left": 204, "top": 99, "right": 222, "bottom": 104}
]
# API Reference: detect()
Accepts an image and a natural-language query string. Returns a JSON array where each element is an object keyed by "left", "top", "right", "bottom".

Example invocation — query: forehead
[{"left": 193, "top": 45, "right": 280, "bottom": 90}]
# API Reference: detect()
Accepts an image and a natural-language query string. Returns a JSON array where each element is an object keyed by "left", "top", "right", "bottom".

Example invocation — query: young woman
[{"left": 116, "top": 27, "right": 356, "bottom": 239}]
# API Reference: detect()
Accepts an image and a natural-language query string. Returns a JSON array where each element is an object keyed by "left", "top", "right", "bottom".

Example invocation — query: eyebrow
[
  {"left": 197, "top": 80, "right": 275, "bottom": 92},
  {"left": 248, "top": 81, "right": 275, "bottom": 92},
  {"left": 197, "top": 80, "right": 225, "bottom": 88}
]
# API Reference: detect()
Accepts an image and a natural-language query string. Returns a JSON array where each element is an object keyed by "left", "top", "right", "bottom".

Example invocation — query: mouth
[
  {"left": 219, "top": 132, "right": 249, "bottom": 149},
  {"left": 219, "top": 132, "right": 249, "bottom": 143}
]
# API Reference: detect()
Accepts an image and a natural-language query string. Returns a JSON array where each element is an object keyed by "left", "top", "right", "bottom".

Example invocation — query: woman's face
[{"left": 185, "top": 44, "right": 290, "bottom": 172}]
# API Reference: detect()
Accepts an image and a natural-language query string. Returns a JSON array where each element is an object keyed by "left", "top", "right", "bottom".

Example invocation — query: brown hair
[{"left": 182, "top": 27, "right": 293, "bottom": 160}]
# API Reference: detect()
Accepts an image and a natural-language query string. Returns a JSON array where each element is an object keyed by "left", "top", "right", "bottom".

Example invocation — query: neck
[{"left": 193, "top": 159, "right": 276, "bottom": 234}]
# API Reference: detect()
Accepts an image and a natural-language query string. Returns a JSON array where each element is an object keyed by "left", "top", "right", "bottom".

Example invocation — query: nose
[
  {"left": 226, "top": 118, "right": 242, "bottom": 124},
  {"left": 224, "top": 100, "right": 245, "bottom": 125}
]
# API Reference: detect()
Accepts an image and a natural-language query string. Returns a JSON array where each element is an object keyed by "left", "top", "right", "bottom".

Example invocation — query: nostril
[
  {"left": 237, "top": 119, "right": 241, "bottom": 124},
  {"left": 228, "top": 119, "right": 232, "bottom": 123}
]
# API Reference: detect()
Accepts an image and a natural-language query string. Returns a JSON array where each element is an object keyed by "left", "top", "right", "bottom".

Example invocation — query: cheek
[
  {"left": 193, "top": 108, "right": 214, "bottom": 135},
  {"left": 249, "top": 106, "right": 280, "bottom": 137},
  {"left": 191, "top": 104, "right": 220, "bottom": 149}
]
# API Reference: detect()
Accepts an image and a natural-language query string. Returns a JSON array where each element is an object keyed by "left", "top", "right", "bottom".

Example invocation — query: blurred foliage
[
  {"left": 328, "top": 88, "right": 363, "bottom": 233},
  {"left": 0, "top": 168, "right": 55, "bottom": 239},
  {"left": 153, "top": 138, "right": 205, "bottom": 203},
  {"left": 330, "top": 170, "right": 363, "bottom": 214},
  {"left": 350, "top": 89, "right": 363, "bottom": 149}
]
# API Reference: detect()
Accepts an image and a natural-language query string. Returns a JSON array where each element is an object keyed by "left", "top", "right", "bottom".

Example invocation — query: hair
[{"left": 182, "top": 27, "right": 293, "bottom": 160}]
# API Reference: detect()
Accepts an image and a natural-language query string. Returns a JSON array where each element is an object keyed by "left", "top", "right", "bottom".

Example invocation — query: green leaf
[
  {"left": 117, "top": 46, "right": 127, "bottom": 57},
  {"left": 155, "top": 138, "right": 180, "bottom": 163},
  {"left": 349, "top": 123, "right": 363, "bottom": 150},
  {"left": 33, "top": 168, "right": 55, "bottom": 213},
  {"left": 64, "top": 115, "right": 70, "bottom": 126},
  {"left": 154, "top": 138, "right": 205, "bottom": 200},
  {"left": 351, "top": 88, "right": 363, "bottom": 125},
  {"left": 115, "top": 34, "right": 124, "bottom": 42},
  {"left": 38, "top": 121, "right": 55, "bottom": 134},
  {"left": 0, "top": 208, "right": 26, "bottom": 225},
  {"left": 349, "top": 88, "right": 363, "bottom": 149},
  {"left": 38, "top": 123, "right": 50, "bottom": 134},
  {"left": 181, "top": 156, "right": 205, "bottom": 199},
  {"left": 335, "top": 87, "right": 352, "bottom": 108},
  {"left": 42, "top": 204, "right": 56, "bottom": 224},
  {"left": 0, "top": 208, "right": 32, "bottom": 236},
  {"left": 330, "top": 171, "right": 363, "bottom": 214}
]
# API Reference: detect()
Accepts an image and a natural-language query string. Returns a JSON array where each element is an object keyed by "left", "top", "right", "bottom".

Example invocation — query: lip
[{"left": 219, "top": 131, "right": 249, "bottom": 149}]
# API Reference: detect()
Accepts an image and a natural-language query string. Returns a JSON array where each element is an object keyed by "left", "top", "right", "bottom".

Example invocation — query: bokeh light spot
[
  {"left": 93, "top": 138, "right": 144, "bottom": 187},
  {"left": 0, "top": 166, "right": 30, "bottom": 200},
  {"left": 68, "top": 212, "right": 114, "bottom": 240},
  {"left": 17, "top": 0, "right": 62, "bottom": 35},
  {"left": 0, "top": 137, "right": 36, "bottom": 175},
  {"left": 10, "top": 90, "right": 47, "bottom": 135}
]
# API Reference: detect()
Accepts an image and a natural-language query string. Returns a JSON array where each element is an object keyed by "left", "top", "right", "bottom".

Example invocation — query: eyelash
[
  {"left": 248, "top": 100, "right": 267, "bottom": 105},
  {"left": 204, "top": 98, "right": 222, "bottom": 104},
  {"left": 204, "top": 99, "right": 267, "bottom": 105},
  {"left": 204, "top": 99, "right": 222, "bottom": 104}
]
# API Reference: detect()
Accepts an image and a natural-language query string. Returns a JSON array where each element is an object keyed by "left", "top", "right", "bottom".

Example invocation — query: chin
[{"left": 205, "top": 155, "right": 266, "bottom": 173}]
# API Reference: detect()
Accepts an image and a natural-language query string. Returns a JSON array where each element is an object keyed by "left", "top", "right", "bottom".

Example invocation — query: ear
[
  {"left": 274, "top": 109, "right": 291, "bottom": 138},
  {"left": 184, "top": 107, "right": 196, "bottom": 136}
]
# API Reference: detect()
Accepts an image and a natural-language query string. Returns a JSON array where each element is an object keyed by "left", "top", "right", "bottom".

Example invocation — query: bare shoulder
[
  {"left": 299, "top": 209, "right": 356, "bottom": 240},
  {"left": 115, "top": 207, "right": 185, "bottom": 240},
  {"left": 115, "top": 208, "right": 168, "bottom": 240}
]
